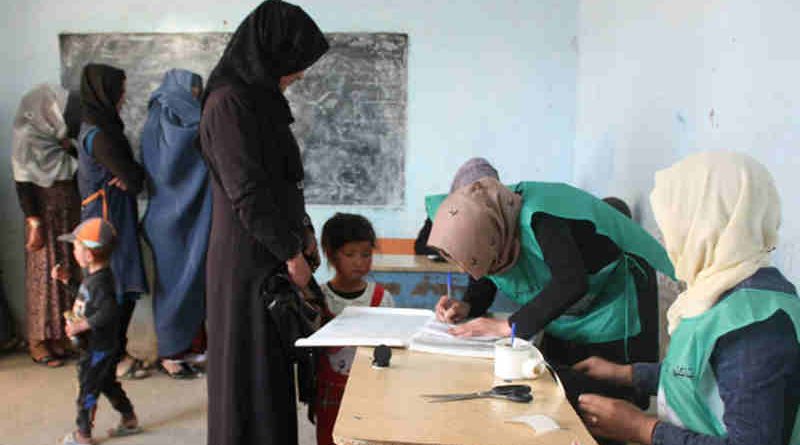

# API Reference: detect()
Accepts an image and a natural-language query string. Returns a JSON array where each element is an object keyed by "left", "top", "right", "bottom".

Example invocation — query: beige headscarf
[
  {"left": 650, "top": 151, "right": 781, "bottom": 334},
  {"left": 427, "top": 178, "right": 522, "bottom": 279}
]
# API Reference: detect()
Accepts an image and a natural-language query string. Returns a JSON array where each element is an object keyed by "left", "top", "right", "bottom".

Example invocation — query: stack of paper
[
  {"left": 294, "top": 307, "right": 502, "bottom": 359},
  {"left": 408, "top": 319, "right": 500, "bottom": 358},
  {"left": 294, "top": 307, "right": 434, "bottom": 347}
]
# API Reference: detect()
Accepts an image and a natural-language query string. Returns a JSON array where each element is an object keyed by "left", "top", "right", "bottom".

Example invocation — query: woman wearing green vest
[
  {"left": 427, "top": 178, "right": 673, "bottom": 361},
  {"left": 574, "top": 152, "right": 800, "bottom": 445}
]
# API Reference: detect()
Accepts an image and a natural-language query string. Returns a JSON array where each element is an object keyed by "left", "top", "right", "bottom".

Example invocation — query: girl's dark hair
[
  {"left": 321, "top": 213, "right": 377, "bottom": 256},
  {"left": 602, "top": 197, "right": 632, "bottom": 219}
]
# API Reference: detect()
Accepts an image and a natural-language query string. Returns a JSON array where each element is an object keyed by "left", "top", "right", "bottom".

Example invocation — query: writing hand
[{"left": 435, "top": 296, "right": 470, "bottom": 323}]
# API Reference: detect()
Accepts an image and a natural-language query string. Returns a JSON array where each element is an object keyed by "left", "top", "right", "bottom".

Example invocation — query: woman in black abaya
[{"left": 198, "top": 1, "right": 329, "bottom": 444}]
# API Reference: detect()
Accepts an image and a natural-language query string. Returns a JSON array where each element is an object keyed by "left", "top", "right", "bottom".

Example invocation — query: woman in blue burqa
[{"left": 141, "top": 69, "right": 209, "bottom": 379}]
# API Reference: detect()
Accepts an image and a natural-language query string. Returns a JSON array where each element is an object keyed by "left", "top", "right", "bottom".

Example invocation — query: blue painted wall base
[{"left": 370, "top": 271, "right": 520, "bottom": 314}]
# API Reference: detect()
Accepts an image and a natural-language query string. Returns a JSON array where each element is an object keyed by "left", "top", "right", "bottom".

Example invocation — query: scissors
[{"left": 421, "top": 384, "right": 533, "bottom": 403}]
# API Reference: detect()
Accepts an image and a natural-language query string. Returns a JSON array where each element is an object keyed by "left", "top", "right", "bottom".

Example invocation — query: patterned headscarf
[{"left": 428, "top": 178, "right": 522, "bottom": 278}]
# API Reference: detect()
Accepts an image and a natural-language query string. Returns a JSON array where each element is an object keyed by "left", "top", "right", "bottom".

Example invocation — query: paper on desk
[
  {"left": 506, "top": 414, "right": 561, "bottom": 434},
  {"left": 295, "top": 307, "right": 434, "bottom": 347},
  {"left": 408, "top": 319, "right": 500, "bottom": 358},
  {"left": 416, "top": 319, "right": 502, "bottom": 342}
]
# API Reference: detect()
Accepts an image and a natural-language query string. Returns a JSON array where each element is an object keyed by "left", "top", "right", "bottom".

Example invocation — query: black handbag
[
  {"left": 261, "top": 272, "right": 324, "bottom": 407},
  {"left": 261, "top": 272, "right": 320, "bottom": 363}
]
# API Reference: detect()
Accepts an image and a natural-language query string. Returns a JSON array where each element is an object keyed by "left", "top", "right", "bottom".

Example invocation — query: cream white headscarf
[
  {"left": 11, "top": 84, "right": 77, "bottom": 187},
  {"left": 650, "top": 151, "right": 781, "bottom": 334}
]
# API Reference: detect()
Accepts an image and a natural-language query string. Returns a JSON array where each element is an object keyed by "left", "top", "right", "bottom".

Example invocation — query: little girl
[{"left": 315, "top": 213, "right": 394, "bottom": 445}]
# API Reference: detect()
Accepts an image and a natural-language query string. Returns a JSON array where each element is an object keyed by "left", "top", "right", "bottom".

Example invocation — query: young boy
[{"left": 52, "top": 218, "right": 141, "bottom": 445}]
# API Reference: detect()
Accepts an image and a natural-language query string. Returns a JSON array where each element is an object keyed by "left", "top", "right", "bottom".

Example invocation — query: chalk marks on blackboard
[{"left": 60, "top": 32, "right": 407, "bottom": 206}]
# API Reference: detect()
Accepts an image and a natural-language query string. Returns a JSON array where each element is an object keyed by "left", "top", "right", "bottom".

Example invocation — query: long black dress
[{"left": 198, "top": 2, "right": 328, "bottom": 444}]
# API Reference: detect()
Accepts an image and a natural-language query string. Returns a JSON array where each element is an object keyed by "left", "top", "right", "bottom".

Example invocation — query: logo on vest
[
  {"left": 297, "top": 180, "right": 304, "bottom": 190},
  {"left": 671, "top": 365, "right": 696, "bottom": 379}
]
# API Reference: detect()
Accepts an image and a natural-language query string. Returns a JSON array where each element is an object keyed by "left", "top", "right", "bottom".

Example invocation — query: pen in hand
[
  {"left": 511, "top": 322, "right": 517, "bottom": 348},
  {"left": 445, "top": 272, "right": 454, "bottom": 324},
  {"left": 446, "top": 272, "right": 452, "bottom": 300}
]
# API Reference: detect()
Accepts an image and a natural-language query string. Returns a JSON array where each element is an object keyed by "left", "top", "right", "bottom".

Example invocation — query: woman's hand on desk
[
  {"left": 572, "top": 356, "right": 634, "bottom": 386},
  {"left": 435, "top": 296, "right": 470, "bottom": 323},
  {"left": 448, "top": 317, "right": 511, "bottom": 338}
]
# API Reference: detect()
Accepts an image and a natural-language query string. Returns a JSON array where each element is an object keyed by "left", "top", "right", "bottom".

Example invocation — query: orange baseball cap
[{"left": 58, "top": 218, "right": 116, "bottom": 249}]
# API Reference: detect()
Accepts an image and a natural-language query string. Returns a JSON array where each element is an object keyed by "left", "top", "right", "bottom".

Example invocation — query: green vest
[
  {"left": 658, "top": 288, "right": 800, "bottom": 443},
  {"left": 426, "top": 182, "right": 675, "bottom": 344}
]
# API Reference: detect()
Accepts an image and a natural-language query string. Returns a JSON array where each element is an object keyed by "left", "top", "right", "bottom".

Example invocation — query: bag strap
[
  {"left": 370, "top": 283, "right": 385, "bottom": 307},
  {"left": 83, "top": 127, "right": 100, "bottom": 157}
]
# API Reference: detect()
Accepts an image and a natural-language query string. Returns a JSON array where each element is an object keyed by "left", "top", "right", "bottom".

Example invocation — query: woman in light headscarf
[
  {"left": 426, "top": 176, "right": 675, "bottom": 445},
  {"left": 415, "top": 157, "right": 503, "bottom": 316},
  {"left": 198, "top": 1, "right": 328, "bottom": 444},
  {"left": 12, "top": 84, "right": 82, "bottom": 367},
  {"left": 574, "top": 152, "right": 800, "bottom": 445},
  {"left": 141, "top": 69, "right": 208, "bottom": 379}
]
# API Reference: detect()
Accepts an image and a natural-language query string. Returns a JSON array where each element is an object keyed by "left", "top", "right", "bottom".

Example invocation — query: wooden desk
[
  {"left": 370, "top": 254, "right": 519, "bottom": 313},
  {"left": 334, "top": 348, "right": 598, "bottom": 445}
]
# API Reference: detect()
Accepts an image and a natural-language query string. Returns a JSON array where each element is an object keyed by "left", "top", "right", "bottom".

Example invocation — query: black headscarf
[
  {"left": 204, "top": 0, "right": 329, "bottom": 108},
  {"left": 81, "top": 64, "right": 125, "bottom": 128},
  {"left": 80, "top": 64, "right": 132, "bottom": 152},
  {"left": 64, "top": 90, "right": 82, "bottom": 139}
]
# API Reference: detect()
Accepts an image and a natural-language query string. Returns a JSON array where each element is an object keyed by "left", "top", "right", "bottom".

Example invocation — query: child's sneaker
[{"left": 60, "top": 431, "right": 93, "bottom": 445}]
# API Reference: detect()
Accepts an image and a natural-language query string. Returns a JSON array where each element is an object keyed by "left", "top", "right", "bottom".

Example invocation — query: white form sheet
[
  {"left": 294, "top": 307, "right": 435, "bottom": 347},
  {"left": 408, "top": 318, "right": 501, "bottom": 358}
]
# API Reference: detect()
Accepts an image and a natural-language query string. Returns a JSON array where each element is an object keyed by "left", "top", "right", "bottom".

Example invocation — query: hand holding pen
[{"left": 434, "top": 272, "right": 471, "bottom": 324}]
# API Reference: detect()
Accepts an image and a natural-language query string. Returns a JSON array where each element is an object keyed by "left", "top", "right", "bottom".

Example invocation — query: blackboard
[{"left": 60, "top": 32, "right": 407, "bottom": 206}]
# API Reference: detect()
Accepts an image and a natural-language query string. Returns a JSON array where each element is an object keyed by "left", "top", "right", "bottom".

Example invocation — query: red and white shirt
[{"left": 319, "top": 281, "right": 394, "bottom": 378}]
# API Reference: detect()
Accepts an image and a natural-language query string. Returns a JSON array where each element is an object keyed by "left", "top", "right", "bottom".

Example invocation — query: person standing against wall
[
  {"left": 141, "top": 68, "right": 208, "bottom": 379},
  {"left": 11, "top": 84, "right": 82, "bottom": 367},
  {"left": 78, "top": 64, "right": 149, "bottom": 379}
]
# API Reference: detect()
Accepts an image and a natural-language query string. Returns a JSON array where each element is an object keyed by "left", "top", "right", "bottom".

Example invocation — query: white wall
[
  {"left": 0, "top": 1, "right": 579, "bottom": 323},
  {"left": 574, "top": 0, "right": 800, "bottom": 284},
  {"left": 4, "top": 0, "right": 799, "bottom": 336}
]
